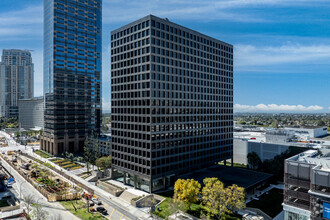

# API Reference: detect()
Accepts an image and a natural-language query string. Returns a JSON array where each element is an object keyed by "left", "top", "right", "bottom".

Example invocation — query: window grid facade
[
  {"left": 41, "top": 0, "right": 102, "bottom": 155},
  {"left": 111, "top": 15, "right": 233, "bottom": 192},
  {"left": 0, "top": 49, "right": 34, "bottom": 118}
]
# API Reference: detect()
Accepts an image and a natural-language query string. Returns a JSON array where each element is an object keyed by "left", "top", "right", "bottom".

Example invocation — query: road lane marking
[{"left": 109, "top": 209, "right": 115, "bottom": 218}]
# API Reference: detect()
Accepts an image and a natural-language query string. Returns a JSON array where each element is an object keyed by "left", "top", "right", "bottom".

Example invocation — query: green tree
[
  {"left": 247, "top": 152, "right": 262, "bottom": 170},
  {"left": 83, "top": 139, "right": 92, "bottom": 173},
  {"left": 23, "top": 194, "right": 35, "bottom": 214},
  {"left": 202, "top": 178, "right": 228, "bottom": 219},
  {"left": 174, "top": 179, "right": 201, "bottom": 210},
  {"left": 31, "top": 203, "right": 49, "bottom": 220},
  {"left": 95, "top": 156, "right": 111, "bottom": 171},
  {"left": 226, "top": 184, "right": 246, "bottom": 214}
]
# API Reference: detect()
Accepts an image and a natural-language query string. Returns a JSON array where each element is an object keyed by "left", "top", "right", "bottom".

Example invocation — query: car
[
  {"left": 7, "top": 183, "right": 12, "bottom": 188},
  {"left": 96, "top": 207, "right": 108, "bottom": 215},
  {"left": 91, "top": 198, "right": 102, "bottom": 205},
  {"left": 88, "top": 201, "right": 94, "bottom": 206}
]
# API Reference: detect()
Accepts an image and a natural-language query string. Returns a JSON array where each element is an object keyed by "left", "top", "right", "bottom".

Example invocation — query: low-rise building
[
  {"left": 88, "top": 135, "right": 111, "bottom": 156},
  {"left": 234, "top": 138, "right": 290, "bottom": 164},
  {"left": 284, "top": 149, "right": 330, "bottom": 220},
  {"left": 285, "top": 127, "right": 328, "bottom": 139}
]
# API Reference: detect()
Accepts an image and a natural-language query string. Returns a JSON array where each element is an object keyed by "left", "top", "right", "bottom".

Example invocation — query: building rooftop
[
  {"left": 178, "top": 165, "right": 272, "bottom": 191},
  {"left": 287, "top": 149, "right": 330, "bottom": 172}
]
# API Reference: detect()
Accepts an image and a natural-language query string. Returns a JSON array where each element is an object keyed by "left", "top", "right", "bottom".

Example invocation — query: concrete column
[
  {"left": 163, "top": 176, "right": 166, "bottom": 190},
  {"left": 134, "top": 175, "right": 137, "bottom": 189},
  {"left": 224, "top": 160, "right": 227, "bottom": 166},
  {"left": 40, "top": 138, "right": 43, "bottom": 150},
  {"left": 109, "top": 168, "right": 113, "bottom": 179},
  {"left": 231, "top": 157, "right": 234, "bottom": 167},
  {"left": 123, "top": 172, "right": 127, "bottom": 185},
  {"left": 149, "top": 179, "right": 152, "bottom": 193},
  {"left": 74, "top": 134, "right": 79, "bottom": 153}
]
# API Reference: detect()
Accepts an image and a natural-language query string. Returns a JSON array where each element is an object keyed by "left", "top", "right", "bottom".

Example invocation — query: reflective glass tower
[
  {"left": 41, "top": 0, "right": 102, "bottom": 155},
  {"left": 111, "top": 15, "right": 233, "bottom": 192}
]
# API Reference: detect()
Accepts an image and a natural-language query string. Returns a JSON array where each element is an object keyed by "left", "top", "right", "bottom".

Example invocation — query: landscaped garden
[
  {"left": 50, "top": 158, "right": 83, "bottom": 171},
  {"left": 153, "top": 196, "right": 241, "bottom": 220},
  {"left": 153, "top": 178, "right": 244, "bottom": 220},
  {"left": 60, "top": 200, "right": 106, "bottom": 220},
  {"left": 247, "top": 188, "right": 284, "bottom": 218},
  {"left": 34, "top": 150, "right": 53, "bottom": 159}
]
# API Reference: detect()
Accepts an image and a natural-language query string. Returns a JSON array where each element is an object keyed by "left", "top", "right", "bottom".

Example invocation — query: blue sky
[{"left": 0, "top": 0, "right": 329, "bottom": 113}]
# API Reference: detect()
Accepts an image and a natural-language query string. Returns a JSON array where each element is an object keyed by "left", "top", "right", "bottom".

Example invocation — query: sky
[{"left": 0, "top": 0, "right": 329, "bottom": 113}]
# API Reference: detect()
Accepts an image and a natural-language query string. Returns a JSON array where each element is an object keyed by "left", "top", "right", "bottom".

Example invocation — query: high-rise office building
[
  {"left": 41, "top": 0, "right": 102, "bottom": 155},
  {"left": 111, "top": 15, "right": 233, "bottom": 192},
  {"left": 0, "top": 49, "right": 34, "bottom": 118}
]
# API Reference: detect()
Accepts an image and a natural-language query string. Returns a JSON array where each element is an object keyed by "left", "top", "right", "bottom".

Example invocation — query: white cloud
[
  {"left": 234, "top": 104, "right": 324, "bottom": 112},
  {"left": 235, "top": 44, "right": 330, "bottom": 67},
  {"left": 0, "top": 5, "right": 43, "bottom": 38},
  {"left": 103, "top": 0, "right": 329, "bottom": 24},
  {"left": 0, "top": 6, "right": 43, "bottom": 26}
]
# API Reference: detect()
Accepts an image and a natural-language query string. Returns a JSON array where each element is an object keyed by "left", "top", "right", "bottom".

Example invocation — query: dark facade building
[
  {"left": 111, "top": 15, "right": 233, "bottom": 192},
  {"left": 41, "top": 0, "right": 102, "bottom": 155},
  {"left": 284, "top": 149, "right": 330, "bottom": 220}
]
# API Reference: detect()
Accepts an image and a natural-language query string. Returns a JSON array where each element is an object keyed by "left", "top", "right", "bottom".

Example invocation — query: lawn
[
  {"left": 50, "top": 158, "right": 83, "bottom": 170},
  {"left": 35, "top": 150, "right": 53, "bottom": 158},
  {"left": 247, "top": 188, "right": 283, "bottom": 218},
  {"left": 153, "top": 196, "right": 240, "bottom": 220},
  {"left": 60, "top": 200, "right": 106, "bottom": 220}
]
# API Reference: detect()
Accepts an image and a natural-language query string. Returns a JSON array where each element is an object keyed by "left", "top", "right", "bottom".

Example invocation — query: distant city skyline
[{"left": 1, "top": 0, "right": 330, "bottom": 112}]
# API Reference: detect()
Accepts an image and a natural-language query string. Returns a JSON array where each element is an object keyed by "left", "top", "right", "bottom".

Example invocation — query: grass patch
[
  {"left": 60, "top": 200, "right": 106, "bottom": 220},
  {"left": 50, "top": 158, "right": 83, "bottom": 170},
  {"left": 35, "top": 150, "right": 52, "bottom": 158},
  {"left": 153, "top": 196, "right": 240, "bottom": 220},
  {"left": 247, "top": 188, "right": 283, "bottom": 218}
]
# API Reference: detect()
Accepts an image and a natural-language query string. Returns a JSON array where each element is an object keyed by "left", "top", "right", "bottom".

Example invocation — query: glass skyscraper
[
  {"left": 111, "top": 15, "right": 233, "bottom": 192},
  {"left": 41, "top": 0, "right": 102, "bottom": 155}
]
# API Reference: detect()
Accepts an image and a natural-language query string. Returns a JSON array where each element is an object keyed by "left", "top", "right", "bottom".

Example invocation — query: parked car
[
  {"left": 96, "top": 207, "right": 108, "bottom": 215},
  {"left": 89, "top": 201, "right": 94, "bottom": 206},
  {"left": 7, "top": 183, "right": 12, "bottom": 188},
  {"left": 91, "top": 198, "right": 102, "bottom": 205}
]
